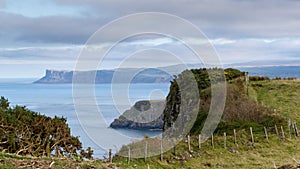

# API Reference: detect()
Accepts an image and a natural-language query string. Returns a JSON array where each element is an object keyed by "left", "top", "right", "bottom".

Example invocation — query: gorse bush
[
  {"left": 249, "top": 76, "right": 270, "bottom": 81},
  {"left": 0, "top": 96, "right": 91, "bottom": 158}
]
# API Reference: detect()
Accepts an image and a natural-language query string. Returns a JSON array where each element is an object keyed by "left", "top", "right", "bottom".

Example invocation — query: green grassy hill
[
  {"left": 251, "top": 80, "right": 300, "bottom": 122},
  {"left": 112, "top": 78, "right": 300, "bottom": 168}
]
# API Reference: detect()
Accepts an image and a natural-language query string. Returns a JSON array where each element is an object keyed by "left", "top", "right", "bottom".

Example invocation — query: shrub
[{"left": 0, "top": 97, "right": 86, "bottom": 157}]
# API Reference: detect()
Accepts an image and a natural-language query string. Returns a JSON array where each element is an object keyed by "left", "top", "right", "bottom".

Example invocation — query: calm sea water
[
  {"left": 1, "top": 66, "right": 299, "bottom": 158},
  {"left": 238, "top": 66, "right": 300, "bottom": 79},
  {"left": 0, "top": 79, "right": 170, "bottom": 158}
]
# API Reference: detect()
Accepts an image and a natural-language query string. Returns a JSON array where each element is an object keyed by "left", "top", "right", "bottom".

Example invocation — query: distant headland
[
  {"left": 34, "top": 62, "right": 300, "bottom": 84},
  {"left": 34, "top": 68, "right": 173, "bottom": 84}
]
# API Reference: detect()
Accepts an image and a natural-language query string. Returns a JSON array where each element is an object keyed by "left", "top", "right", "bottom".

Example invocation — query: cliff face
[
  {"left": 162, "top": 68, "right": 283, "bottom": 135},
  {"left": 110, "top": 100, "right": 165, "bottom": 130},
  {"left": 162, "top": 68, "right": 214, "bottom": 131},
  {"left": 34, "top": 68, "right": 173, "bottom": 84},
  {"left": 35, "top": 70, "right": 73, "bottom": 84}
]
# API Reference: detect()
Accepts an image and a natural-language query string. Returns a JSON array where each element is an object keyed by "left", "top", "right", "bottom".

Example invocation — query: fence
[{"left": 108, "top": 121, "right": 299, "bottom": 166}]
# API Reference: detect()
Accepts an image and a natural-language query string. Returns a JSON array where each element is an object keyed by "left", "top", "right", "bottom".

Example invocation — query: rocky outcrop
[
  {"left": 34, "top": 69, "right": 73, "bottom": 84},
  {"left": 110, "top": 100, "right": 165, "bottom": 130}
]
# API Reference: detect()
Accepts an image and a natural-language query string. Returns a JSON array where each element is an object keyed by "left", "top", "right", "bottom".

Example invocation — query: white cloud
[
  {"left": 1, "top": 0, "right": 300, "bottom": 77},
  {"left": 125, "top": 37, "right": 175, "bottom": 46}
]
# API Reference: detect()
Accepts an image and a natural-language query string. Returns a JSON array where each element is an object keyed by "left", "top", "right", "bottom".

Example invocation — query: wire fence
[{"left": 105, "top": 120, "right": 299, "bottom": 165}]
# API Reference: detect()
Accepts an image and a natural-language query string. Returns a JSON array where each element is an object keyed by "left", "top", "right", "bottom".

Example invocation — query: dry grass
[
  {"left": 112, "top": 79, "right": 300, "bottom": 168},
  {"left": 251, "top": 80, "right": 300, "bottom": 121}
]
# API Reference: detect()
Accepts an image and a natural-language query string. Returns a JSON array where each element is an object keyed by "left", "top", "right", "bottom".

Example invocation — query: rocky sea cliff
[{"left": 110, "top": 100, "right": 165, "bottom": 130}]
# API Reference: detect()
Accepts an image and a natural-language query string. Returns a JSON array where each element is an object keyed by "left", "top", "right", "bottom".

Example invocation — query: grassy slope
[
  {"left": 1, "top": 80, "right": 300, "bottom": 168},
  {"left": 112, "top": 79, "right": 300, "bottom": 169},
  {"left": 113, "top": 134, "right": 300, "bottom": 169},
  {"left": 0, "top": 153, "right": 107, "bottom": 169},
  {"left": 251, "top": 80, "right": 300, "bottom": 122}
]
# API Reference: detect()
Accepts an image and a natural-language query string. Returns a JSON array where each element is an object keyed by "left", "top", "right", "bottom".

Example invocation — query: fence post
[
  {"left": 109, "top": 149, "right": 112, "bottom": 163},
  {"left": 275, "top": 124, "right": 279, "bottom": 136},
  {"left": 144, "top": 141, "right": 147, "bottom": 162},
  {"left": 173, "top": 142, "right": 176, "bottom": 156},
  {"left": 294, "top": 122, "right": 299, "bottom": 137},
  {"left": 224, "top": 132, "right": 227, "bottom": 149},
  {"left": 128, "top": 146, "right": 131, "bottom": 164},
  {"left": 198, "top": 134, "right": 201, "bottom": 149},
  {"left": 288, "top": 119, "right": 292, "bottom": 139},
  {"left": 234, "top": 129, "right": 237, "bottom": 146},
  {"left": 250, "top": 127, "right": 254, "bottom": 143},
  {"left": 245, "top": 72, "right": 250, "bottom": 98},
  {"left": 160, "top": 138, "right": 163, "bottom": 161},
  {"left": 281, "top": 126, "right": 285, "bottom": 140},
  {"left": 292, "top": 122, "right": 296, "bottom": 137},
  {"left": 264, "top": 127, "right": 269, "bottom": 142},
  {"left": 211, "top": 134, "right": 214, "bottom": 149},
  {"left": 187, "top": 135, "right": 191, "bottom": 152}
]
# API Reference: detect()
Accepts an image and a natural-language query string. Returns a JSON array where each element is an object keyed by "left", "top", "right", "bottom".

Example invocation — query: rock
[
  {"left": 228, "top": 148, "right": 238, "bottom": 153},
  {"left": 278, "top": 164, "right": 296, "bottom": 169},
  {"left": 110, "top": 100, "right": 165, "bottom": 130}
]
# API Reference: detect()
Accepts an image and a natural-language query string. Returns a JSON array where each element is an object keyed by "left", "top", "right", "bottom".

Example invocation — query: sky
[{"left": 0, "top": 0, "right": 300, "bottom": 78}]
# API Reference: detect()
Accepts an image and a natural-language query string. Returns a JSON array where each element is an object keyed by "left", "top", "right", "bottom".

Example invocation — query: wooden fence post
[
  {"left": 224, "top": 132, "right": 227, "bottom": 149},
  {"left": 144, "top": 141, "right": 147, "bottom": 162},
  {"left": 160, "top": 138, "right": 163, "bottom": 161},
  {"left": 187, "top": 135, "right": 191, "bottom": 152},
  {"left": 198, "top": 134, "right": 201, "bottom": 149},
  {"left": 281, "top": 126, "right": 285, "bottom": 140},
  {"left": 109, "top": 149, "right": 112, "bottom": 163},
  {"left": 173, "top": 142, "right": 176, "bottom": 156},
  {"left": 234, "top": 129, "right": 237, "bottom": 146},
  {"left": 245, "top": 72, "right": 249, "bottom": 98},
  {"left": 250, "top": 127, "right": 254, "bottom": 143},
  {"left": 294, "top": 122, "right": 299, "bottom": 137},
  {"left": 292, "top": 122, "right": 296, "bottom": 137},
  {"left": 264, "top": 127, "right": 269, "bottom": 142},
  {"left": 128, "top": 146, "right": 131, "bottom": 164},
  {"left": 275, "top": 124, "right": 279, "bottom": 136},
  {"left": 211, "top": 134, "right": 214, "bottom": 149},
  {"left": 288, "top": 119, "right": 292, "bottom": 139}
]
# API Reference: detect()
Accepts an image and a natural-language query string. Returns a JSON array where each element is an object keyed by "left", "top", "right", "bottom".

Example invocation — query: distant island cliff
[
  {"left": 34, "top": 68, "right": 173, "bottom": 84},
  {"left": 35, "top": 69, "right": 73, "bottom": 83}
]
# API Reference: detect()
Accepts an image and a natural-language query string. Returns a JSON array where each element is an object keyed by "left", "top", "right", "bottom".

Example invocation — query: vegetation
[
  {"left": 0, "top": 96, "right": 93, "bottom": 159},
  {"left": 162, "top": 68, "right": 244, "bottom": 131},
  {"left": 250, "top": 79, "right": 300, "bottom": 122},
  {"left": 113, "top": 134, "right": 300, "bottom": 169},
  {"left": 0, "top": 152, "right": 105, "bottom": 169},
  {"left": 249, "top": 76, "right": 270, "bottom": 81},
  {"left": 163, "top": 68, "right": 283, "bottom": 134}
]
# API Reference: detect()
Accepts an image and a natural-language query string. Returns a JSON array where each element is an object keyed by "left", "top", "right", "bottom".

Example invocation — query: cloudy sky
[{"left": 1, "top": 0, "right": 300, "bottom": 78}]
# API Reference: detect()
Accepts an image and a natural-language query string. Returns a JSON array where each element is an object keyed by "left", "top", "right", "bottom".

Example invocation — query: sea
[
  {"left": 238, "top": 66, "right": 300, "bottom": 79},
  {"left": 0, "top": 79, "right": 170, "bottom": 158},
  {"left": 0, "top": 66, "right": 299, "bottom": 158}
]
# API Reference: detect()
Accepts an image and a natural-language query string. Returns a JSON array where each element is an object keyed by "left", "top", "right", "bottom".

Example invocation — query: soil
[{"left": 0, "top": 157, "right": 119, "bottom": 169}]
